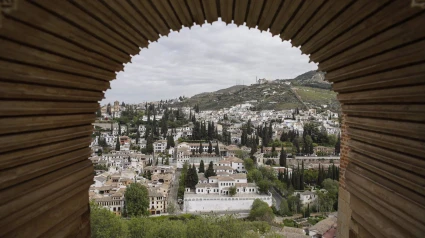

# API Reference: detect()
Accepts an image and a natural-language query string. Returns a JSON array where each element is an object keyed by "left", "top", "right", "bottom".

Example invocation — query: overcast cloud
[{"left": 101, "top": 20, "right": 317, "bottom": 104}]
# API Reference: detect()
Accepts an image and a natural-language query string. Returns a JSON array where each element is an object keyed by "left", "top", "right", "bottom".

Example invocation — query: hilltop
[{"left": 171, "top": 71, "right": 339, "bottom": 111}]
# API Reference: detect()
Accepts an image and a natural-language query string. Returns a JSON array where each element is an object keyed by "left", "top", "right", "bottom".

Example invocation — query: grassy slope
[{"left": 292, "top": 86, "right": 339, "bottom": 111}]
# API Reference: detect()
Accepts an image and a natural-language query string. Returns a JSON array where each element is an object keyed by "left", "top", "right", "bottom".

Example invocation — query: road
[
  {"left": 168, "top": 169, "right": 182, "bottom": 214},
  {"left": 271, "top": 187, "right": 284, "bottom": 208}
]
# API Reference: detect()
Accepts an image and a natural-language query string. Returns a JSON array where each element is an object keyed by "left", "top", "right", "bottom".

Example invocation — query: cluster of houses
[
  {"left": 97, "top": 101, "right": 340, "bottom": 156},
  {"left": 89, "top": 149, "right": 176, "bottom": 215},
  {"left": 90, "top": 101, "right": 340, "bottom": 217}
]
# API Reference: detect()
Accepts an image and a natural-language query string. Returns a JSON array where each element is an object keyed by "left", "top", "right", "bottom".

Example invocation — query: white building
[
  {"left": 296, "top": 190, "right": 318, "bottom": 205},
  {"left": 93, "top": 189, "right": 125, "bottom": 216},
  {"left": 154, "top": 140, "right": 167, "bottom": 153},
  {"left": 183, "top": 169, "right": 272, "bottom": 213},
  {"left": 220, "top": 156, "right": 246, "bottom": 173}
]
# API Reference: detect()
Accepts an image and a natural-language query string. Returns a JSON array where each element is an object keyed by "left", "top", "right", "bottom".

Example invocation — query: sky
[{"left": 101, "top": 20, "right": 317, "bottom": 105}]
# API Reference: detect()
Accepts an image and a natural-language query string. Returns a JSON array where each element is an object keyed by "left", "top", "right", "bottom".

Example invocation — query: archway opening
[
  {"left": 1, "top": 1, "right": 423, "bottom": 238},
  {"left": 92, "top": 20, "right": 342, "bottom": 235}
]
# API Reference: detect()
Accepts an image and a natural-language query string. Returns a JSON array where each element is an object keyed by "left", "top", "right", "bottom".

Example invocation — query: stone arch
[{"left": 0, "top": 1, "right": 424, "bottom": 237}]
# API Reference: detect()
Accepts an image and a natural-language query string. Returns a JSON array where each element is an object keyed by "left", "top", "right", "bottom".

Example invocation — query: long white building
[{"left": 183, "top": 158, "right": 272, "bottom": 213}]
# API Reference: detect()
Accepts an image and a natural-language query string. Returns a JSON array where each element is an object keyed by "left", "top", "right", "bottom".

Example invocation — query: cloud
[{"left": 101, "top": 20, "right": 317, "bottom": 104}]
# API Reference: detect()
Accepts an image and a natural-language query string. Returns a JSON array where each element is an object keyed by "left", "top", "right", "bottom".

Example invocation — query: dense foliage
[
  {"left": 91, "top": 202, "right": 128, "bottom": 238},
  {"left": 248, "top": 199, "right": 275, "bottom": 222},
  {"left": 177, "top": 162, "right": 189, "bottom": 199},
  {"left": 204, "top": 161, "right": 217, "bottom": 178},
  {"left": 91, "top": 205, "right": 274, "bottom": 238},
  {"left": 124, "top": 183, "right": 149, "bottom": 217},
  {"left": 185, "top": 164, "right": 199, "bottom": 189}
]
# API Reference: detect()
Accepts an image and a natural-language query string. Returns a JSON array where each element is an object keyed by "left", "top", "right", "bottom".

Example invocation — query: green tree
[
  {"left": 259, "top": 166, "right": 277, "bottom": 181},
  {"left": 199, "top": 160, "right": 205, "bottom": 173},
  {"left": 335, "top": 135, "right": 341, "bottom": 155},
  {"left": 90, "top": 202, "right": 128, "bottom": 238},
  {"left": 124, "top": 183, "right": 149, "bottom": 217},
  {"left": 115, "top": 136, "right": 120, "bottom": 151},
  {"left": 229, "top": 186, "right": 237, "bottom": 197},
  {"left": 178, "top": 162, "right": 189, "bottom": 198},
  {"left": 244, "top": 158, "right": 255, "bottom": 172},
  {"left": 257, "top": 179, "right": 272, "bottom": 194},
  {"left": 204, "top": 161, "right": 216, "bottom": 178},
  {"left": 249, "top": 199, "right": 275, "bottom": 222},
  {"left": 146, "top": 135, "right": 154, "bottom": 154},
  {"left": 287, "top": 194, "right": 301, "bottom": 214},
  {"left": 306, "top": 203, "right": 311, "bottom": 217},
  {"left": 215, "top": 143, "right": 220, "bottom": 155},
  {"left": 247, "top": 169, "right": 262, "bottom": 183},
  {"left": 279, "top": 198, "right": 291, "bottom": 216},
  {"left": 279, "top": 147, "right": 287, "bottom": 167},
  {"left": 208, "top": 141, "right": 213, "bottom": 154},
  {"left": 185, "top": 164, "right": 199, "bottom": 189}
]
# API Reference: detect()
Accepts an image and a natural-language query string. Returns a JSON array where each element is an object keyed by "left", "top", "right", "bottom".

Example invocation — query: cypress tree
[
  {"left": 247, "top": 119, "right": 252, "bottom": 135},
  {"left": 136, "top": 130, "right": 140, "bottom": 145},
  {"left": 115, "top": 136, "right": 120, "bottom": 151},
  {"left": 208, "top": 141, "right": 213, "bottom": 154},
  {"left": 317, "top": 164, "right": 322, "bottom": 186},
  {"left": 205, "top": 161, "right": 216, "bottom": 178},
  {"left": 300, "top": 160, "right": 305, "bottom": 190},
  {"left": 306, "top": 204, "right": 310, "bottom": 217},
  {"left": 279, "top": 147, "right": 287, "bottom": 167},
  {"left": 250, "top": 141, "right": 257, "bottom": 156},
  {"left": 293, "top": 138, "right": 300, "bottom": 154},
  {"left": 166, "top": 136, "right": 171, "bottom": 149},
  {"left": 278, "top": 171, "right": 283, "bottom": 181},
  {"left": 185, "top": 164, "right": 192, "bottom": 188},
  {"left": 335, "top": 135, "right": 341, "bottom": 155},
  {"left": 199, "top": 142, "right": 203, "bottom": 154},
  {"left": 268, "top": 123, "right": 273, "bottom": 141},
  {"left": 215, "top": 143, "right": 220, "bottom": 156},
  {"left": 199, "top": 160, "right": 205, "bottom": 173},
  {"left": 191, "top": 164, "right": 198, "bottom": 188},
  {"left": 263, "top": 124, "right": 269, "bottom": 147},
  {"left": 171, "top": 137, "right": 175, "bottom": 147}
]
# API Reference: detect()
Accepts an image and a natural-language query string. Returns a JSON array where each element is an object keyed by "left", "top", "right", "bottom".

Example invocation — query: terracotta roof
[{"left": 310, "top": 216, "right": 338, "bottom": 235}]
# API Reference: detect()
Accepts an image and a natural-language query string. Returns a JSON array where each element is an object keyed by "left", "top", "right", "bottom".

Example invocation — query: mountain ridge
[{"left": 170, "top": 71, "right": 339, "bottom": 112}]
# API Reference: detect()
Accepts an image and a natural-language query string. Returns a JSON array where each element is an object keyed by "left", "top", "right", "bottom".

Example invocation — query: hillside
[
  {"left": 171, "top": 71, "right": 339, "bottom": 111},
  {"left": 289, "top": 70, "right": 331, "bottom": 89}
]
